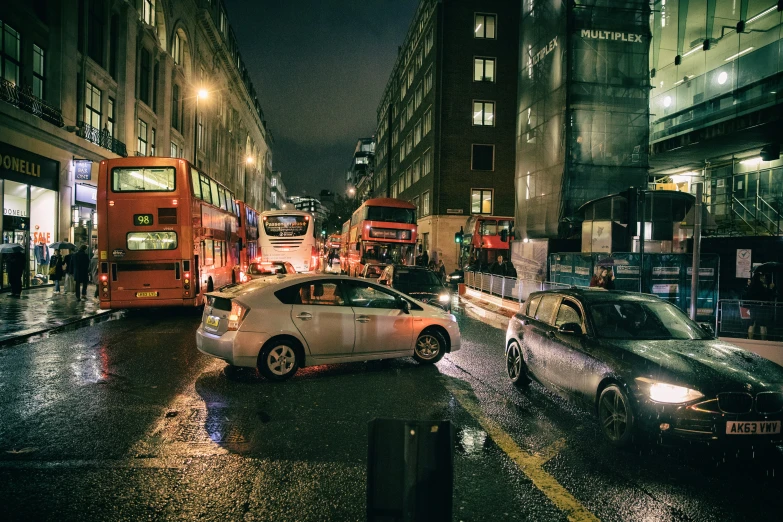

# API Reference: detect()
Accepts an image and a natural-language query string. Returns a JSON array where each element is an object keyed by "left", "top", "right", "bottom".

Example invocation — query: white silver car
[{"left": 196, "top": 274, "right": 461, "bottom": 380}]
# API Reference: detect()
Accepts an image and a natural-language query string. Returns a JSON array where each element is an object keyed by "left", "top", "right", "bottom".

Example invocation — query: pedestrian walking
[
  {"left": 746, "top": 272, "right": 775, "bottom": 340},
  {"left": 89, "top": 250, "right": 99, "bottom": 298},
  {"left": 437, "top": 259, "right": 447, "bottom": 283},
  {"left": 6, "top": 251, "right": 25, "bottom": 298},
  {"left": 590, "top": 266, "right": 615, "bottom": 289},
  {"left": 49, "top": 249, "right": 65, "bottom": 293},
  {"left": 72, "top": 244, "right": 91, "bottom": 301},
  {"left": 421, "top": 249, "right": 429, "bottom": 268},
  {"left": 63, "top": 250, "right": 75, "bottom": 293}
]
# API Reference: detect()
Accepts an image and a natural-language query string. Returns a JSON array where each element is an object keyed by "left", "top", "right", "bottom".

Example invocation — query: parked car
[
  {"left": 505, "top": 288, "right": 783, "bottom": 447},
  {"left": 378, "top": 265, "right": 452, "bottom": 311},
  {"left": 247, "top": 261, "right": 296, "bottom": 279},
  {"left": 361, "top": 263, "right": 388, "bottom": 280},
  {"left": 196, "top": 274, "right": 460, "bottom": 380}
]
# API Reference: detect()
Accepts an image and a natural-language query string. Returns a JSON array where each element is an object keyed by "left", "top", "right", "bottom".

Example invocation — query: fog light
[{"left": 659, "top": 423, "right": 671, "bottom": 431}]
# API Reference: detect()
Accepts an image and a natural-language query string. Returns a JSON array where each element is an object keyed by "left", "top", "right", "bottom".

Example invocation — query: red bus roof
[{"left": 362, "top": 197, "right": 416, "bottom": 210}]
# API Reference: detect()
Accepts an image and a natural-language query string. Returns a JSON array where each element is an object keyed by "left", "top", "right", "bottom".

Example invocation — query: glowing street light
[
  {"left": 245, "top": 155, "right": 254, "bottom": 165},
  {"left": 197, "top": 88, "right": 209, "bottom": 100}
]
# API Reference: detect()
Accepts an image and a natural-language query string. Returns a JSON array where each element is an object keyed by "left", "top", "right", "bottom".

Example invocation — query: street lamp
[
  {"left": 244, "top": 155, "right": 254, "bottom": 204},
  {"left": 193, "top": 88, "right": 209, "bottom": 164}
]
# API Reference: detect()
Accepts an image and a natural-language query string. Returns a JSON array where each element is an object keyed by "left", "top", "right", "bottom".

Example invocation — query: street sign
[{"left": 736, "top": 249, "right": 751, "bottom": 279}]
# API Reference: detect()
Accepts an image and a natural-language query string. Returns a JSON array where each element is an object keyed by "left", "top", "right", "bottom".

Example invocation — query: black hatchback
[
  {"left": 378, "top": 265, "right": 452, "bottom": 311},
  {"left": 505, "top": 288, "right": 783, "bottom": 447}
]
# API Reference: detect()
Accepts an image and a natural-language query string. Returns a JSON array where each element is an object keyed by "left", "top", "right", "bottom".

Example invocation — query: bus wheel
[{"left": 207, "top": 277, "right": 214, "bottom": 292}]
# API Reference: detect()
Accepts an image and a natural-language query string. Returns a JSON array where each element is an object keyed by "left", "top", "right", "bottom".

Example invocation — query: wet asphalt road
[{"left": 0, "top": 299, "right": 782, "bottom": 521}]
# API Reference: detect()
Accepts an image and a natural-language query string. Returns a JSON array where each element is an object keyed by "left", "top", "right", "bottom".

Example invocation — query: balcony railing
[
  {"left": 0, "top": 78, "right": 64, "bottom": 127},
  {"left": 76, "top": 122, "right": 128, "bottom": 157}
]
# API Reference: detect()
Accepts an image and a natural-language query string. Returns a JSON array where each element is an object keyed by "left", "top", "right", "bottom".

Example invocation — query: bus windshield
[
  {"left": 264, "top": 215, "right": 309, "bottom": 237},
  {"left": 366, "top": 206, "right": 416, "bottom": 224},
  {"left": 112, "top": 167, "right": 176, "bottom": 192}
]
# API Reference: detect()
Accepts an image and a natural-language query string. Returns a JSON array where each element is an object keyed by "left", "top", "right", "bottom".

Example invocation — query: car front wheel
[
  {"left": 597, "top": 384, "right": 636, "bottom": 446},
  {"left": 413, "top": 330, "right": 446, "bottom": 364},
  {"left": 506, "top": 341, "right": 530, "bottom": 388},
  {"left": 259, "top": 341, "right": 299, "bottom": 381}
]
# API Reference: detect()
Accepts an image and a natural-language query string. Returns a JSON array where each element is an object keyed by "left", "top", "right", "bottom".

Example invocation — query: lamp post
[
  {"left": 193, "top": 88, "right": 208, "bottom": 165},
  {"left": 244, "top": 155, "right": 254, "bottom": 206}
]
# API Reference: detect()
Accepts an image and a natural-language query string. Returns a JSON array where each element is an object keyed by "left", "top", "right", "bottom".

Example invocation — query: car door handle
[
  {"left": 356, "top": 315, "right": 370, "bottom": 323},
  {"left": 296, "top": 312, "right": 313, "bottom": 321}
]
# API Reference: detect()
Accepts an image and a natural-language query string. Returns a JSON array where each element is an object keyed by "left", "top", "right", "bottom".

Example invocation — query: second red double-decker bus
[
  {"left": 343, "top": 198, "right": 417, "bottom": 277},
  {"left": 461, "top": 215, "right": 513, "bottom": 269},
  {"left": 236, "top": 200, "right": 260, "bottom": 282},
  {"left": 97, "top": 157, "right": 240, "bottom": 308}
]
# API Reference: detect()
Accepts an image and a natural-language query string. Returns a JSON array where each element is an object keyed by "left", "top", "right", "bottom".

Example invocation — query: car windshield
[
  {"left": 589, "top": 301, "right": 710, "bottom": 340},
  {"left": 393, "top": 269, "right": 442, "bottom": 286}
]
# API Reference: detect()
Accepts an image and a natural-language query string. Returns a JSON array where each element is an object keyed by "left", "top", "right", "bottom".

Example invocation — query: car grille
[
  {"left": 717, "top": 392, "right": 753, "bottom": 414},
  {"left": 756, "top": 392, "right": 783, "bottom": 414}
]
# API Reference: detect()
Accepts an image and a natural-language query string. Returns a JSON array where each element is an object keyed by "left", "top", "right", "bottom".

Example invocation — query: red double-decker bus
[
  {"left": 461, "top": 215, "right": 513, "bottom": 269},
  {"left": 236, "top": 200, "right": 260, "bottom": 282},
  {"left": 343, "top": 198, "right": 417, "bottom": 277},
  {"left": 97, "top": 157, "right": 240, "bottom": 308}
]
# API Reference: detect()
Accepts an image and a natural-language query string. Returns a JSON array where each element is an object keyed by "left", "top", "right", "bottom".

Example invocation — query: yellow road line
[{"left": 447, "top": 384, "right": 600, "bottom": 522}]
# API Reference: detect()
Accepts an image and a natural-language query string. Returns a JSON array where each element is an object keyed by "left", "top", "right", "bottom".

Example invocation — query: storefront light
[{"left": 71, "top": 206, "right": 80, "bottom": 226}]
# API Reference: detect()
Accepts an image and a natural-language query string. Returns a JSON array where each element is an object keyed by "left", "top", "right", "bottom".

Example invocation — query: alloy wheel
[
  {"left": 267, "top": 345, "right": 296, "bottom": 376},
  {"left": 598, "top": 386, "right": 630, "bottom": 443},
  {"left": 415, "top": 334, "right": 441, "bottom": 360}
]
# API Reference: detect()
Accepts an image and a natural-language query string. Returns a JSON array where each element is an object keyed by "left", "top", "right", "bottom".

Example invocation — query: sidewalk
[{"left": 0, "top": 286, "right": 112, "bottom": 345}]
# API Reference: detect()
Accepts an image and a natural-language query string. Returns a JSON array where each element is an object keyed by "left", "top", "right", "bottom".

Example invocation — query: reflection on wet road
[{"left": 0, "top": 302, "right": 781, "bottom": 521}]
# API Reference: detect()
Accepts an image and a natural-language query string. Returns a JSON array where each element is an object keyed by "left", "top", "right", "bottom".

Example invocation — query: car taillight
[{"left": 227, "top": 301, "right": 249, "bottom": 331}]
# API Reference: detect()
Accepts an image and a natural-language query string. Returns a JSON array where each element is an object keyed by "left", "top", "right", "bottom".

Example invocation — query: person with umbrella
[
  {"left": 0, "top": 243, "right": 25, "bottom": 298},
  {"left": 49, "top": 249, "right": 65, "bottom": 294}
]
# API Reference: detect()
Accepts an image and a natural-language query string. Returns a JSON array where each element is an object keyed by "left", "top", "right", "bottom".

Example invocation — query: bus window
[
  {"left": 112, "top": 167, "right": 175, "bottom": 192},
  {"left": 126, "top": 231, "right": 178, "bottom": 250},
  {"left": 210, "top": 182, "right": 220, "bottom": 209},
  {"left": 200, "top": 174, "right": 212, "bottom": 204},
  {"left": 191, "top": 169, "right": 201, "bottom": 199},
  {"left": 498, "top": 220, "right": 511, "bottom": 233},
  {"left": 481, "top": 220, "right": 498, "bottom": 236},
  {"left": 203, "top": 240, "right": 214, "bottom": 265}
]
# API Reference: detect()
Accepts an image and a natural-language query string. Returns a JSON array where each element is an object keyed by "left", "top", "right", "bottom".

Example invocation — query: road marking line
[{"left": 446, "top": 384, "right": 600, "bottom": 522}]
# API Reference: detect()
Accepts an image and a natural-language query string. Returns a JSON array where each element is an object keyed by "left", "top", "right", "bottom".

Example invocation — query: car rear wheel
[
  {"left": 506, "top": 341, "right": 530, "bottom": 388},
  {"left": 413, "top": 330, "right": 446, "bottom": 364},
  {"left": 598, "top": 384, "right": 635, "bottom": 447},
  {"left": 259, "top": 341, "right": 299, "bottom": 381}
]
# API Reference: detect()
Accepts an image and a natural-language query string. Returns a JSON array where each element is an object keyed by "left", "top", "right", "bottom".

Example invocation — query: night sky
[{"left": 224, "top": 0, "right": 420, "bottom": 198}]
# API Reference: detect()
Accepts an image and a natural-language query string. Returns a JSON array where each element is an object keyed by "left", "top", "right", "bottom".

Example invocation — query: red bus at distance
[
  {"left": 97, "top": 157, "right": 240, "bottom": 308},
  {"left": 342, "top": 198, "right": 417, "bottom": 277},
  {"left": 461, "top": 215, "right": 513, "bottom": 269},
  {"left": 236, "top": 200, "right": 260, "bottom": 282}
]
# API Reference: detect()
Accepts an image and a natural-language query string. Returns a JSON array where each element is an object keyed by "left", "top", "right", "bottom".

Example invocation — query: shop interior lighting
[
  {"left": 674, "top": 75, "right": 694, "bottom": 86},
  {"left": 725, "top": 47, "right": 753, "bottom": 61},
  {"left": 747, "top": 7, "right": 777, "bottom": 25},
  {"left": 717, "top": 71, "right": 728, "bottom": 84},
  {"left": 682, "top": 45, "right": 703, "bottom": 57}
]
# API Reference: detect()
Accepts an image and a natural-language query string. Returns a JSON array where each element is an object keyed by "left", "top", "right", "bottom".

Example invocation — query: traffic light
[
  {"left": 454, "top": 227, "right": 463, "bottom": 244},
  {"left": 321, "top": 229, "right": 326, "bottom": 237}
]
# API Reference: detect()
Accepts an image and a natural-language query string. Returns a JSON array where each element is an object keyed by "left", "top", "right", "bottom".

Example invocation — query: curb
[
  {"left": 459, "top": 295, "right": 512, "bottom": 331},
  {"left": 0, "top": 310, "right": 119, "bottom": 348}
]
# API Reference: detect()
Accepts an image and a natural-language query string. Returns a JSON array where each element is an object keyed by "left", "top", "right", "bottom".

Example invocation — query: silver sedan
[{"left": 196, "top": 274, "right": 461, "bottom": 380}]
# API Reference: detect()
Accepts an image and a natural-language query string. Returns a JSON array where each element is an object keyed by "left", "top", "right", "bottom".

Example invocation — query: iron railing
[
  {"left": 463, "top": 271, "right": 571, "bottom": 303},
  {"left": 76, "top": 122, "right": 128, "bottom": 157},
  {"left": 716, "top": 299, "right": 783, "bottom": 341},
  {"left": 0, "top": 78, "right": 64, "bottom": 127}
]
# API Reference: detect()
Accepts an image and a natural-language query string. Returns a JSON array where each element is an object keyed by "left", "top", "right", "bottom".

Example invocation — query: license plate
[
  {"left": 135, "top": 291, "right": 158, "bottom": 298},
  {"left": 206, "top": 316, "right": 220, "bottom": 328},
  {"left": 726, "top": 421, "right": 781, "bottom": 435}
]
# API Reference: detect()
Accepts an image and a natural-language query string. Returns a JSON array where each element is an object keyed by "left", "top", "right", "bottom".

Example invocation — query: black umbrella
[
  {"left": 49, "top": 241, "right": 77, "bottom": 250},
  {"left": 0, "top": 243, "right": 24, "bottom": 254},
  {"left": 753, "top": 262, "right": 783, "bottom": 273}
]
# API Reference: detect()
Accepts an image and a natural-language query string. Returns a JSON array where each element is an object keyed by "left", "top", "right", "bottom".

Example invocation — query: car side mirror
[
  {"left": 557, "top": 322, "right": 583, "bottom": 335},
  {"left": 399, "top": 299, "right": 410, "bottom": 314},
  {"left": 698, "top": 322, "right": 715, "bottom": 338}
]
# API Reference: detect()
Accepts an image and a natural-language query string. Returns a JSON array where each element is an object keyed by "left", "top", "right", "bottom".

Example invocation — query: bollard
[{"left": 367, "top": 418, "right": 454, "bottom": 522}]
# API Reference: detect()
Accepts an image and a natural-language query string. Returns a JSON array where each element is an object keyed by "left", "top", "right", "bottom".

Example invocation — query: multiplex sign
[
  {"left": 530, "top": 36, "right": 558, "bottom": 66},
  {"left": 580, "top": 29, "right": 644, "bottom": 43}
]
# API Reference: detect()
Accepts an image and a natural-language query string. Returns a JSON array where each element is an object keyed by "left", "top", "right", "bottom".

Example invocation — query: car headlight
[
  {"left": 438, "top": 293, "right": 450, "bottom": 303},
  {"left": 637, "top": 378, "right": 703, "bottom": 404}
]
